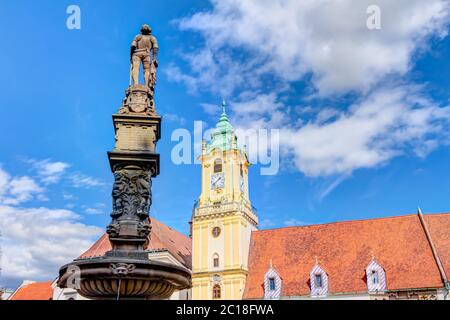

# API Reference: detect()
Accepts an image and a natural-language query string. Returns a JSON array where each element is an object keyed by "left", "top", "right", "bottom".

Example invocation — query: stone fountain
[{"left": 58, "top": 24, "right": 191, "bottom": 300}]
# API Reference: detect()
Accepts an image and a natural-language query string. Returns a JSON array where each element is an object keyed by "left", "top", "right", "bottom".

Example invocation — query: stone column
[{"left": 106, "top": 84, "right": 161, "bottom": 259}]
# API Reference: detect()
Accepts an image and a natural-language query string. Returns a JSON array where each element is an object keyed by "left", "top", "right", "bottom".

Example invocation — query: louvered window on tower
[
  {"left": 214, "top": 159, "right": 222, "bottom": 173},
  {"left": 213, "top": 254, "right": 219, "bottom": 268}
]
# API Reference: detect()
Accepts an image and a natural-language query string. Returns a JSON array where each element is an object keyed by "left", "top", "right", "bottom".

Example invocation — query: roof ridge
[
  {"left": 256, "top": 213, "right": 421, "bottom": 232},
  {"left": 423, "top": 212, "right": 450, "bottom": 218}
]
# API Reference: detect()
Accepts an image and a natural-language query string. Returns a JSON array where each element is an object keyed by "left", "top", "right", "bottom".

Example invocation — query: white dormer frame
[
  {"left": 310, "top": 264, "right": 328, "bottom": 297},
  {"left": 366, "top": 259, "right": 387, "bottom": 293},
  {"left": 263, "top": 266, "right": 282, "bottom": 299}
]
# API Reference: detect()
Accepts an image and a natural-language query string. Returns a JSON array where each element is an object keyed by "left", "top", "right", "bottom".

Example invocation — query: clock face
[
  {"left": 240, "top": 177, "right": 245, "bottom": 192},
  {"left": 211, "top": 173, "right": 225, "bottom": 189}
]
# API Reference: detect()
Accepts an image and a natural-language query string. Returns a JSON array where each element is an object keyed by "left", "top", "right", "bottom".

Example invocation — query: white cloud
[
  {"left": 62, "top": 192, "right": 76, "bottom": 201},
  {"left": 0, "top": 205, "right": 103, "bottom": 288},
  {"left": 0, "top": 168, "right": 44, "bottom": 205},
  {"left": 83, "top": 203, "right": 106, "bottom": 216},
  {"left": 27, "top": 159, "right": 70, "bottom": 185},
  {"left": 282, "top": 85, "right": 450, "bottom": 177},
  {"left": 283, "top": 218, "right": 305, "bottom": 226},
  {"left": 84, "top": 207, "right": 103, "bottom": 215},
  {"left": 172, "top": 0, "right": 450, "bottom": 96},
  {"left": 69, "top": 173, "right": 105, "bottom": 188},
  {"left": 231, "top": 85, "right": 450, "bottom": 177},
  {"left": 200, "top": 102, "right": 222, "bottom": 116},
  {"left": 170, "top": 1, "right": 450, "bottom": 180},
  {"left": 0, "top": 165, "right": 106, "bottom": 288},
  {"left": 317, "top": 175, "right": 349, "bottom": 201},
  {"left": 164, "top": 113, "right": 186, "bottom": 125},
  {"left": 259, "top": 218, "right": 276, "bottom": 229}
]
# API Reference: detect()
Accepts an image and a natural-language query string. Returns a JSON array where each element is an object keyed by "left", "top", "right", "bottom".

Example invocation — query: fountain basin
[{"left": 58, "top": 256, "right": 191, "bottom": 300}]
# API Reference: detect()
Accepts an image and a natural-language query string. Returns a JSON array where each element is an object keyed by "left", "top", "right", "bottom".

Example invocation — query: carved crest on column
[{"left": 118, "top": 85, "right": 156, "bottom": 116}]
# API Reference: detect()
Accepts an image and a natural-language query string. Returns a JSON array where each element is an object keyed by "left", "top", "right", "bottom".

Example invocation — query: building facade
[
  {"left": 243, "top": 210, "right": 450, "bottom": 300},
  {"left": 190, "top": 106, "right": 449, "bottom": 300},
  {"left": 190, "top": 103, "right": 258, "bottom": 300},
  {"left": 12, "top": 105, "right": 449, "bottom": 301}
]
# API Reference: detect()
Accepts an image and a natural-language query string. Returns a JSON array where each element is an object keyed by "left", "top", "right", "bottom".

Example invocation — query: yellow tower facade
[{"left": 191, "top": 103, "right": 258, "bottom": 300}]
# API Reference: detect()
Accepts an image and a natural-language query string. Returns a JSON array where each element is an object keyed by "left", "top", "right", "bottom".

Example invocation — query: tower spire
[{"left": 221, "top": 99, "right": 227, "bottom": 115}]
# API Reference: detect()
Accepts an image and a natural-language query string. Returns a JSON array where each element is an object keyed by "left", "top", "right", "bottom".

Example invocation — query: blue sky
[{"left": 0, "top": 0, "right": 449, "bottom": 288}]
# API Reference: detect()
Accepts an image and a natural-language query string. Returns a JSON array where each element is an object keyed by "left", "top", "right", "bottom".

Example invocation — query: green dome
[{"left": 206, "top": 101, "right": 238, "bottom": 153}]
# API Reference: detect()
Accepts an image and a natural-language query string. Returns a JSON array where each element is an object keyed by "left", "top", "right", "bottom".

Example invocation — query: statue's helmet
[{"left": 140, "top": 24, "right": 152, "bottom": 35}]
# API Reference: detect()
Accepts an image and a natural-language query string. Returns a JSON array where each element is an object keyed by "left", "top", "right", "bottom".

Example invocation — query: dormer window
[
  {"left": 269, "top": 278, "right": 276, "bottom": 291},
  {"left": 263, "top": 265, "right": 282, "bottom": 299},
  {"left": 315, "top": 274, "right": 323, "bottom": 288},
  {"left": 310, "top": 263, "right": 328, "bottom": 297},
  {"left": 214, "top": 159, "right": 222, "bottom": 173},
  {"left": 372, "top": 270, "right": 379, "bottom": 284},
  {"left": 366, "top": 258, "right": 387, "bottom": 292}
]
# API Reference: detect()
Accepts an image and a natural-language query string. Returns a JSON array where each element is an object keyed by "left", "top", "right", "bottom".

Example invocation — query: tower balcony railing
[{"left": 193, "top": 200, "right": 258, "bottom": 223}]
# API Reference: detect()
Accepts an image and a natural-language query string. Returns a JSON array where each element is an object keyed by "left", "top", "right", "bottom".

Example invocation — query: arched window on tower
[
  {"left": 212, "top": 284, "right": 221, "bottom": 299},
  {"left": 214, "top": 159, "right": 222, "bottom": 173},
  {"left": 213, "top": 253, "right": 220, "bottom": 268},
  {"left": 240, "top": 164, "right": 244, "bottom": 177}
]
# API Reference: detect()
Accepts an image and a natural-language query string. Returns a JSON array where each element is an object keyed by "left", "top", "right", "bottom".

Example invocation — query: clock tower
[{"left": 191, "top": 102, "right": 258, "bottom": 300}]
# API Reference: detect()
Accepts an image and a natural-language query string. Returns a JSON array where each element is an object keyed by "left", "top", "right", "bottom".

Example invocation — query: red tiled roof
[
  {"left": 425, "top": 214, "right": 450, "bottom": 279},
  {"left": 244, "top": 213, "right": 449, "bottom": 299},
  {"left": 10, "top": 281, "right": 53, "bottom": 300},
  {"left": 78, "top": 218, "right": 192, "bottom": 269}
]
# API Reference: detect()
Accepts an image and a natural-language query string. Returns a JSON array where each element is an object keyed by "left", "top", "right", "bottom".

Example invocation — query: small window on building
[
  {"left": 264, "top": 266, "right": 282, "bottom": 299},
  {"left": 213, "top": 284, "right": 221, "bottom": 299},
  {"left": 213, "top": 254, "right": 219, "bottom": 268},
  {"left": 310, "top": 263, "right": 328, "bottom": 297},
  {"left": 315, "top": 274, "right": 323, "bottom": 288},
  {"left": 372, "top": 270, "right": 379, "bottom": 284},
  {"left": 240, "top": 164, "right": 244, "bottom": 177},
  {"left": 214, "top": 159, "right": 222, "bottom": 173},
  {"left": 366, "top": 258, "right": 387, "bottom": 293},
  {"left": 269, "top": 278, "right": 276, "bottom": 291}
]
